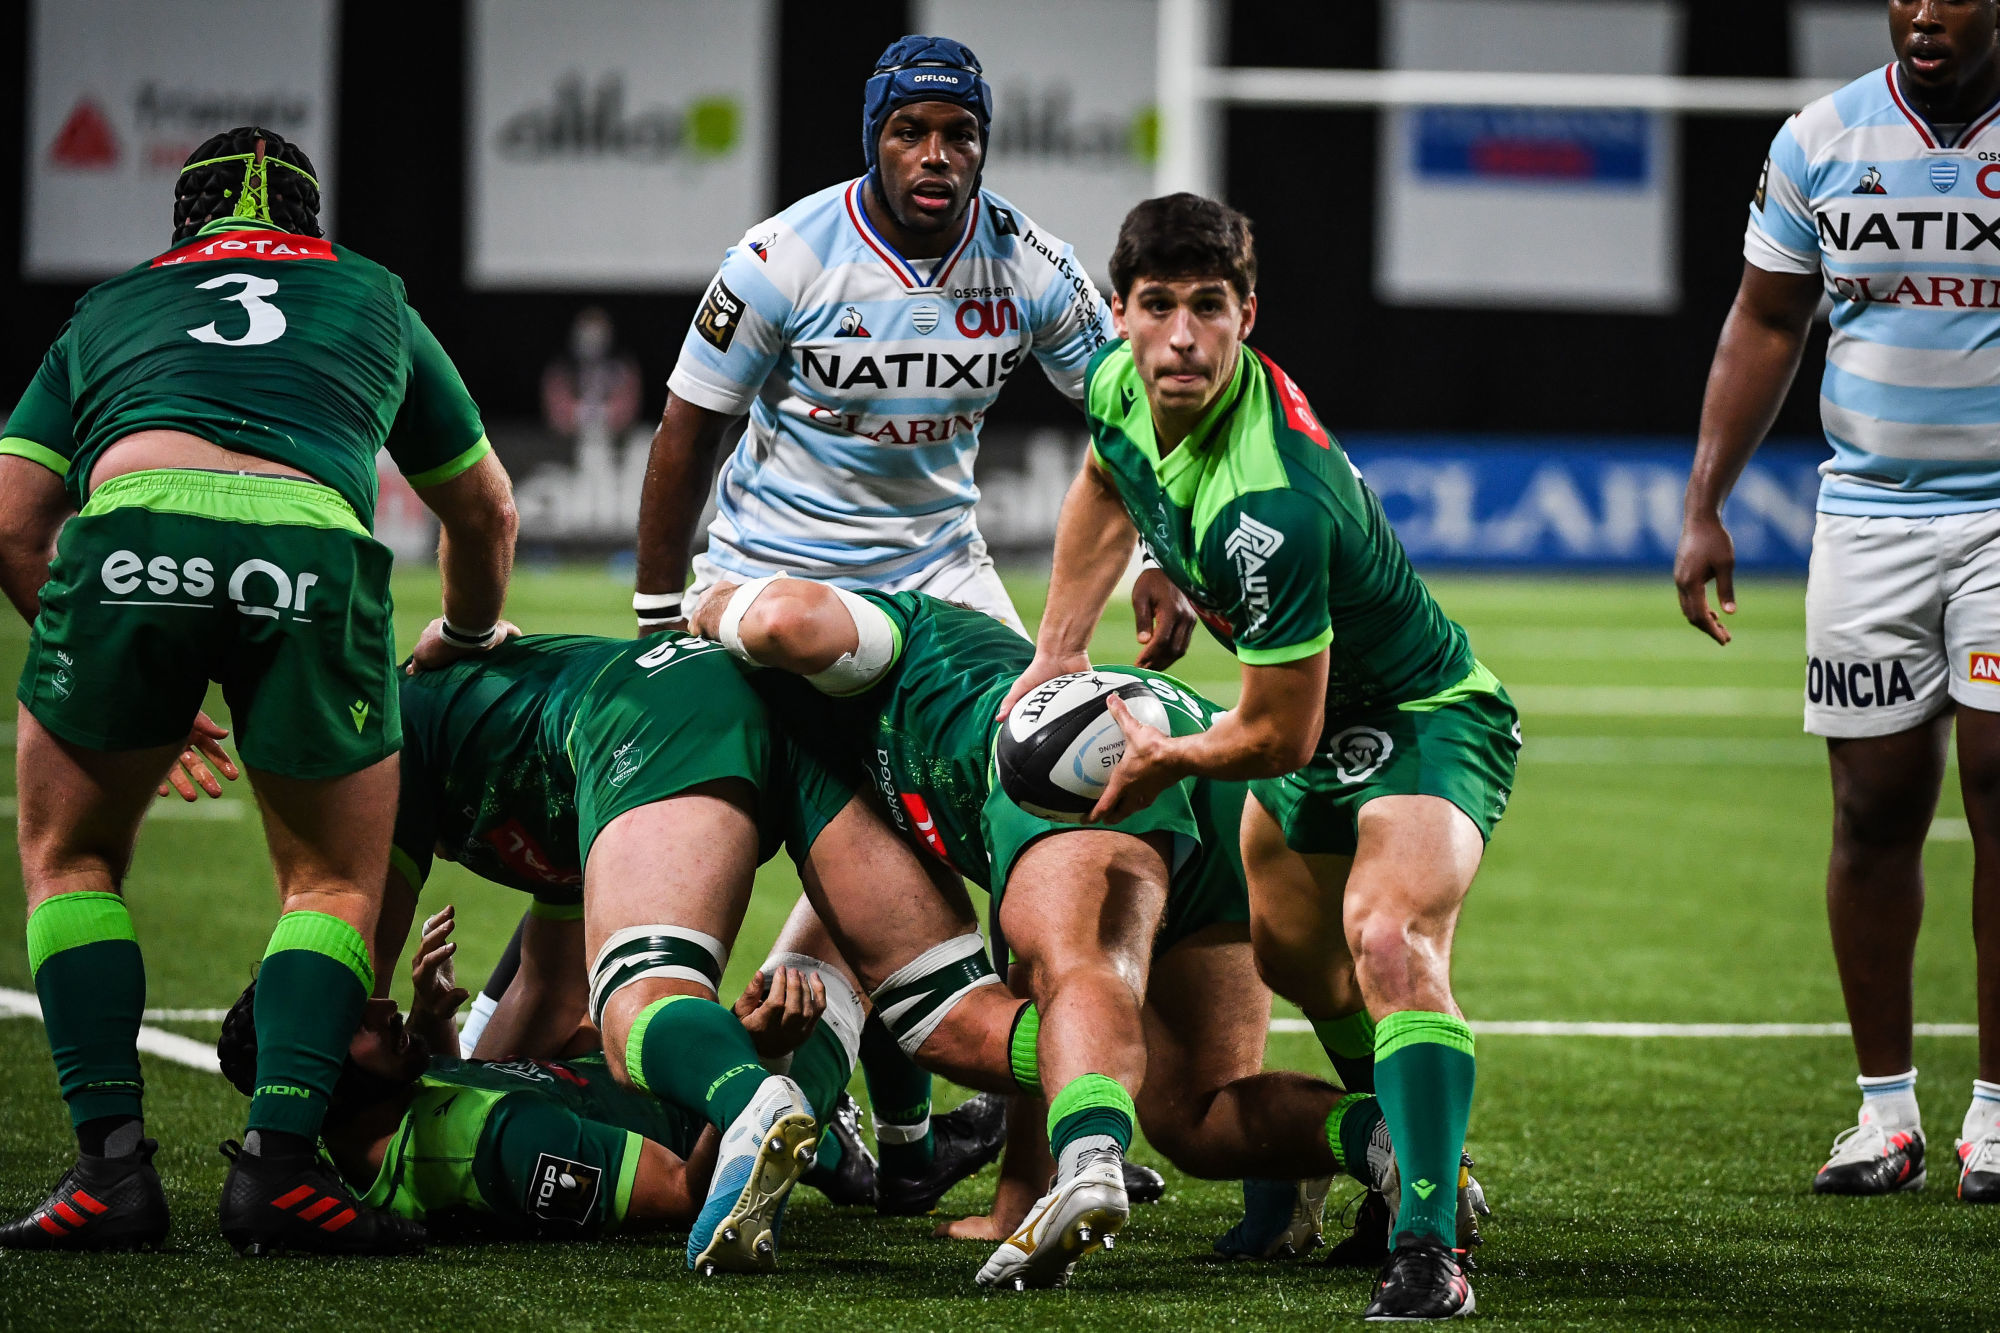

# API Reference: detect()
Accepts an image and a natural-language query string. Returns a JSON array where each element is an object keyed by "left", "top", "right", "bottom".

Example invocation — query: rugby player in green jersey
[
  {"left": 0, "top": 129, "right": 520, "bottom": 1257},
  {"left": 1000, "top": 195, "right": 1519, "bottom": 1320},
  {"left": 378, "top": 628, "right": 1044, "bottom": 1273},
  {"left": 691, "top": 578, "right": 1411, "bottom": 1291},
  {"left": 216, "top": 906, "right": 838, "bottom": 1240}
]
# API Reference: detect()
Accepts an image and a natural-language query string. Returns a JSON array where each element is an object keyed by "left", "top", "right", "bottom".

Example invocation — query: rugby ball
[{"left": 997, "top": 671, "right": 1170, "bottom": 822}]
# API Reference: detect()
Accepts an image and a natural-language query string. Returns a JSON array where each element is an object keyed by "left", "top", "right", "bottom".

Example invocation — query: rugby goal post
[{"left": 1153, "top": 0, "right": 1845, "bottom": 198}]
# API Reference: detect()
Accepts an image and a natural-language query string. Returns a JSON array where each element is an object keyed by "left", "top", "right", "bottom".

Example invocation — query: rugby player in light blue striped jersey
[{"left": 1677, "top": 0, "right": 2000, "bottom": 1207}]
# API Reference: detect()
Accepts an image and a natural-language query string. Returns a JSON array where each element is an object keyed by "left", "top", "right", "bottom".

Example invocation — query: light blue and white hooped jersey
[
  {"left": 1749, "top": 64, "right": 2000, "bottom": 515},
  {"left": 668, "top": 178, "right": 1111, "bottom": 583}
]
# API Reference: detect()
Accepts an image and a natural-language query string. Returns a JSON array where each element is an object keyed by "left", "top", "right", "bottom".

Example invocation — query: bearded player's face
[
  {"left": 875, "top": 103, "right": 982, "bottom": 234},
  {"left": 1114, "top": 277, "right": 1259, "bottom": 418}
]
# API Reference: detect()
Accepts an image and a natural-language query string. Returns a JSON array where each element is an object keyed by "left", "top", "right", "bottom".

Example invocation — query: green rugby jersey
[
  {"left": 2, "top": 219, "right": 489, "bottom": 525},
  {"left": 354, "top": 1053, "right": 699, "bottom": 1233},
  {"left": 1085, "top": 340, "right": 1475, "bottom": 715},
  {"left": 391, "top": 632, "right": 787, "bottom": 914},
  {"left": 751, "top": 591, "right": 1226, "bottom": 890}
]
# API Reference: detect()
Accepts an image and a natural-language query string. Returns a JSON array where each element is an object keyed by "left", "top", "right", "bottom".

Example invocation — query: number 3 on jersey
[{"left": 187, "top": 273, "right": 286, "bottom": 347}]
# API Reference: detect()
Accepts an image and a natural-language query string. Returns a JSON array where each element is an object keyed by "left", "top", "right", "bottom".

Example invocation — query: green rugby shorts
[
  {"left": 19, "top": 469, "right": 399, "bottom": 779},
  {"left": 1252, "top": 666, "right": 1520, "bottom": 858},
  {"left": 563, "top": 637, "right": 855, "bottom": 867}
]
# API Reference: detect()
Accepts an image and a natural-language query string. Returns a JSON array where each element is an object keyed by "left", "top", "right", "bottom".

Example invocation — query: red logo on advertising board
[
  {"left": 480, "top": 820, "right": 582, "bottom": 887},
  {"left": 898, "top": 792, "right": 953, "bottom": 863},
  {"left": 48, "top": 99, "right": 118, "bottom": 169},
  {"left": 152, "top": 232, "right": 337, "bottom": 267},
  {"left": 1256, "top": 352, "right": 1331, "bottom": 448}
]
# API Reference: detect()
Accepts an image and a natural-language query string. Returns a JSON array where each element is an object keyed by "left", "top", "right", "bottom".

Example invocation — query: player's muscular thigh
[
  {"left": 584, "top": 785, "right": 762, "bottom": 1074},
  {"left": 1242, "top": 793, "right": 1359, "bottom": 1016},
  {"left": 796, "top": 796, "right": 981, "bottom": 990}
]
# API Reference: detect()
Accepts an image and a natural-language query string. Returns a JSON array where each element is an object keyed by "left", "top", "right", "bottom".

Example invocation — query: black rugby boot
[
  {"left": 877, "top": 1091, "right": 1008, "bottom": 1215},
  {"left": 0, "top": 1139, "right": 168, "bottom": 1251},
  {"left": 217, "top": 1139, "right": 425, "bottom": 1256},
  {"left": 1363, "top": 1232, "right": 1476, "bottom": 1321},
  {"left": 801, "top": 1092, "right": 879, "bottom": 1207}
]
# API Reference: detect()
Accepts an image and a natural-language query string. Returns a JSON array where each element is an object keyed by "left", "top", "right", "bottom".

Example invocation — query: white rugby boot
[
  {"left": 976, "top": 1146, "right": 1129, "bottom": 1290},
  {"left": 687, "top": 1076, "right": 818, "bottom": 1275}
]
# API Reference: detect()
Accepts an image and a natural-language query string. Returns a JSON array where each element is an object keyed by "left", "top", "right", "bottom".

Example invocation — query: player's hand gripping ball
[{"left": 997, "top": 671, "right": 1170, "bottom": 822}]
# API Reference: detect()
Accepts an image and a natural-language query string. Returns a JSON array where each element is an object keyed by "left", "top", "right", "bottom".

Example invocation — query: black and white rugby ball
[{"left": 997, "top": 671, "right": 1171, "bottom": 822}]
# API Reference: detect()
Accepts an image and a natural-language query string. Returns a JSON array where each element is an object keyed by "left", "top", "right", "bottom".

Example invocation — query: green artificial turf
[{"left": 0, "top": 569, "right": 1992, "bottom": 1329}]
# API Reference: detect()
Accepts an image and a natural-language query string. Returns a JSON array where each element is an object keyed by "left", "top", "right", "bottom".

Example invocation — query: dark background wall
[{"left": 1, "top": 0, "right": 1832, "bottom": 439}]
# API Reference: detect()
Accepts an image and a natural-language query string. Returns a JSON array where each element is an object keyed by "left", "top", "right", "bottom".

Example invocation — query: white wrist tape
[
  {"left": 632, "top": 590, "right": 683, "bottom": 616},
  {"left": 805, "top": 586, "right": 898, "bottom": 696},
  {"left": 716, "top": 576, "right": 784, "bottom": 667}
]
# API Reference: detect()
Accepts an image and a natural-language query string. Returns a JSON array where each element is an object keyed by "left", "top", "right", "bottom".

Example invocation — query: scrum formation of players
[{"left": 4, "top": 5, "right": 1999, "bottom": 1323}]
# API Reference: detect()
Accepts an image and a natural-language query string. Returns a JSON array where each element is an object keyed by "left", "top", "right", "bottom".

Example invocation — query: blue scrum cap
[{"left": 861, "top": 35, "right": 993, "bottom": 181}]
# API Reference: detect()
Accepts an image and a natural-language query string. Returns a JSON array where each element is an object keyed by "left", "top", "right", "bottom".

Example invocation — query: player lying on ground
[
  {"left": 0, "top": 127, "right": 519, "bottom": 1257},
  {"left": 1676, "top": 0, "right": 2000, "bottom": 1204},
  {"left": 998, "top": 194, "right": 1519, "bottom": 1320},
  {"left": 629, "top": 31, "right": 1197, "bottom": 1189},
  {"left": 692, "top": 579, "right": 1452, "bottom": 1291},
  {"left": 372, "top": 629, "right": 1046, "bottom": 1271},
  {"left": 215, "top": 906, "right": 848, "bottom": 1239}
]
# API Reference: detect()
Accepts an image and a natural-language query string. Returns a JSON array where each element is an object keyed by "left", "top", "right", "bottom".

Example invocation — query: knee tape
[
  {"left": 589, "top": 925, "right": 728, "bottom": 1030},
  {"left": 869, "top": 933, "right": 1000, "bottom": 1058},
  {"left": 804, "top": 586, "right": 899, "bottom": 696},
  {"left": 761, "top": 951, "right": 866, "bottom": 1070}
]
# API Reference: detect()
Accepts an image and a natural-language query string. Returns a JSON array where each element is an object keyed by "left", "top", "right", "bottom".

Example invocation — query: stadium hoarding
[
  {"left": 22, "top": 0, "right": 339, "bottom": 280},
  {"left": 1376, "top": 0, "right": 1682, "bottom": 313},
  {"left": 914, "top": 0, "right": 1158, "bottom": 283},
  {"left": 466, "top": 0, "right": 777, "bottom": 290},
  {"left": 487, "top": 415, "right": 1820, "bottom": 573}
]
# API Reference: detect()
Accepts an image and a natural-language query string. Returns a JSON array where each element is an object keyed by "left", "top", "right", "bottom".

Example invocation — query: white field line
[
  {"left": 1187, "top": 683, "right": 1801, "bottom": 717},
  {"left": 1468, "top": 628, "right": 1802, "bottom": 662},
  {"left": 1271, "top": 1018, "right": 1978, "bottom": 1037},
  {"left": 0, "top": 797, "right": 247, "bottom": 821},
  {"left": 0, "top": 986, "right": 220, "bottom": 1073}
]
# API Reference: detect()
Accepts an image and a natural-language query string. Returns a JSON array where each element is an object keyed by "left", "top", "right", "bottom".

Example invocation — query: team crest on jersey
[
  {"left": 911, "top": 302, "right": 939, "bottom": 334},
  {"left": 835, "top": 305, "right": 872, "bottom": 338},
  {"left": 695, "top": 277, "right": 744, "bottom": 352},
  {"left": 1327, "top": 726, "right": 1394, "bottom": 784},
  {"left": 1932, "top": 161, "right": 1961, "bottom": 194},
  {"left": 608, "top": 739, "right": 642, "bottom": 788},
  {"left": 1854, "top": 165, "right": 1887, "bottom": 195}
]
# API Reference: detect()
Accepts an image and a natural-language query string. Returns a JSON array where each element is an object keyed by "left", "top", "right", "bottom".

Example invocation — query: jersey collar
[
  {"left": 194, "top": 217, "right": 289, "bottom": 237},
  {"left": 1886, "top": 63, "right": 2000, "bottom": 150},
  {"left": 844, "top": 179, "right": 980, "bottom": 291}
]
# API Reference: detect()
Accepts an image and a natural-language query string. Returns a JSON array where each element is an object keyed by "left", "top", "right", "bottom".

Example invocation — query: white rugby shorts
[
  {"left": 1803, "top": 508, "right": 2000, "bottom": 738},
  {"left": 688, "top": 536, "right": 1029, "bottom": 638}
]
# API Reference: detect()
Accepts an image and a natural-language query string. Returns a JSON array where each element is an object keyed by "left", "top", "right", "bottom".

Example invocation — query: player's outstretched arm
[
  {"left": 1089, "top": 651, "right": 1327, "bottom": 824},
  {"left": 625, "top": 1130, "right": 719, "bottom": 1227},
  {"left": 997, "top": 452, "right": 1139, "bottom": 717},
  {"left": 470, "top": 910, "right": 588, "bottom": 1061},
  {"left": 412, "top": 451, "right": 520, "bottom": 669},
  {"left": 407, "top": 906, "right": 471, "bottom": 1058},
  {"left": 634, "top": 394, "right": 736, "bottom": 632},
  {"left": 1676, "top": 262, "right": 1821, "bottom": 645}
]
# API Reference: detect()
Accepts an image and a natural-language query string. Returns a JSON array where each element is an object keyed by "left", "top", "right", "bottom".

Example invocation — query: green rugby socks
[
  {"left": 248, "top": 910, "right": 372, "bottom": 1141},
  {"left": 861, "top": 1013, "right": 934, "bottom": 1173},
  {"left": 1009, "top": 1002, "right": 1043, "bottom": 1095},
  {"left": 1313, "top": 1009, "right": 1377, "bottom": 1094},
  {"left": 1325, "top": 1090, "right": 1387, "bottom": 1186},
  {"left": 1048, "top": 1073, "right": 1135, "bottom": 1181},
  {"left": 628, "top": 994, "right": 772, "bottom": 1130},
  {"left": 1374, "top": 1010, "right": 1475, "bottom": 1248},
  {"left": 27, "top": 892, "right": 146, "bottom": 1135}
]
